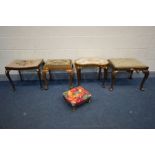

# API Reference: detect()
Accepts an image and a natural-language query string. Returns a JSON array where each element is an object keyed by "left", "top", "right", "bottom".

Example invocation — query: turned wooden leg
[
  {"left": 128, "top": 70, "right": 134, "bottom": 79},
  {"left": 110, "top": 70, "right": 117, "bottom": 91},
  {"left": 48, "top": 70, "right": 53, "bottom": 80},
  {"left": 18, "top": 70, "right": 23, "bottom": 81},
  {"left": 140, "top": 69, "right": 149, "bottom": 91},
  {"left": 98, "top": 67, "right": 101, "bottom": 80},
  {"left": 102, "top": 67, "right": 108, "bottom": 87},
  {"left": 69, "top": 70, "right": 74, "bottom": 89},
  {"left": 77, "top": 68, "right": 81, "bottom": 86},
  {"left": 5, "top": 70, "right": 16, "bottom": 91},
  {"left": 37, "top": 68, "right": 42, "bottom": 89},
  {"left": 42, "top": 69, "right": 48, "bottom": 90}
]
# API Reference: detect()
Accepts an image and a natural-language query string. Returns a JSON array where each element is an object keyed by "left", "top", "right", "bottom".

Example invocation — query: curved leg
[
  {"left": 109, "top": 70, "right": 117, "bottom": 91},
  {"left": 69, "top": 70, "right": 74, "bottom": 89},
  {"left": 5, "top": 70, "right": 16, "bottom": 91},
  {"left": 98, "top": 67, "right": 101, "bottom": 80},
  {"left": 48, "top": 70, "right": 53, "bottom": 80},
  {"left": 18, "top": 70, "right": 23, "bottom": 81},
  {"left": 77, "top": 67, "right": 81, "bottom": 86},
  {"left": 140, "top": 69, "right": 149, "bottom": 91},
  {"left": 42, "top": 69, "right": 48, "bottom": 90},
  {"left": 102, "top": 67, "right": 108, "bottom": 87},
  {"left": 37, "top": 68, "right": 42, "bottom": 89},
  {"left": 128, "top": 70, "right": 134, "bottom": 79}
]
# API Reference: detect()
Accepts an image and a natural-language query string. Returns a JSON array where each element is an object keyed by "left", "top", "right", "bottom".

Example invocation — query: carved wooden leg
[
  {"left": 18, "top": 70, "right": 23, "bottom": 81},
  {"left": 110, "top": 70, "right": 117, "bottom": 91},
  {"left": 37, "top": 68, "right": 42, "bottom": 89},
  {"left": 77, "top": 67, "right": 81, "bottom": 86},
  {"left": 128, "top": 70, "right": 134, "bottom": 79},
  {"left": 69, "top": 70, "right": 74, "bottom": 89},
  {"left": 102, "top": 67, "right": 108, "bottom": 87},
  {"left": 5, "top": 70, "right": 16, "bottom": 91},
  {"left": 42, "top": 69, "right": 48, "bottom": 90},
  {"left": 98, "top": 67, "right": 101, "bottom": 80},
  {"left": 140, "top": 69, "right": 149, "bottom": 91},
  {"left": 48, "top": 70, "right": 53, "bottom": 80}
]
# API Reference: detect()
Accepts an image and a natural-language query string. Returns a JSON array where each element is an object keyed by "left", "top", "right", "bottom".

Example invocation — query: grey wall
[{"left": 0, "top": 26, "right": 155, "bottom": 74}]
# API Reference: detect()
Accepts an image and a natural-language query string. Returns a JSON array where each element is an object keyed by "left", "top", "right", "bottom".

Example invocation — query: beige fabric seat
[
  {"left": 5, "top": 59, "right": 44, "bottom": 91},
  {"left": 75, "top": 57, "right": 109, "bottom": 66},
  {"left": 109, "top": 58, "right": 148, "bottom": 69},
  {"left": 108, "top": 58, "right": 149, "bottom": 91},
  {"left": 75, "top": 57, "right": 109, "bottom": 86},
  {"left": 5, "top": 59, "right": 43, "bottom": 69}
]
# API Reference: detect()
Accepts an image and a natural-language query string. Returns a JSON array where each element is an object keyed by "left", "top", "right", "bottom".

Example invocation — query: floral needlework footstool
[{"left": 63, "top": 86, "right": 92, "bottom": 111}]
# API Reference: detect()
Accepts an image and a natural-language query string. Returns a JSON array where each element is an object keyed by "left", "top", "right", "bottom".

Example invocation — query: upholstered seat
[
  {"left": 63, "top": 86, "right": 92, "bottom": 111},
  {"left": 75, "top": 57, "right": 109, "bottom": 66},
  {"left": 75, "top": 57, "right": 109, "bottom": 86},
  {"left": 5, "top": 59, "right": 43, "bottom": 69},
  {"left": 109, "top": 58, "right": 148, "bottom": 69},
  {"left": 108, "top": 58, "right": 149, "bottom": 91},
  {"left": 42, "top": 59, "right": 74, "bottom": 90},
  {"left": 5, "top": 59, "right": 44, "bottom": 91}
]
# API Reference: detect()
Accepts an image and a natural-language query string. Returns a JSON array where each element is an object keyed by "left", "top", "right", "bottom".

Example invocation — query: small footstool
[
  {"left": 75, "top": 57, "right": 109, "bottom": 86},
  {"left": 5, "top": 59, "right": 44, "bottom": 91},
  {"left": 42, "top": 59, "right": 74, "bottom": 90},
  {"left": 63, "top": 86, "right": 92, "bottom": 111},
  {"left": 108, "top": 58, "right": 149, "bottom": 91}
]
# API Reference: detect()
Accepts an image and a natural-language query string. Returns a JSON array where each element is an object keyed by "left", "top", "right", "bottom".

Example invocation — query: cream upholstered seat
[
  {"left": 109, "top": 58, "right": 148, "bottom": 69},
  {"left": 74, "top": 57, "right": 109, "bottom": 86},
  {"left": 75, "top": 57, "right": 109, "bottom": 66},
  {"left": 5, "top": 59, "right": 43, "bottom": 69}
]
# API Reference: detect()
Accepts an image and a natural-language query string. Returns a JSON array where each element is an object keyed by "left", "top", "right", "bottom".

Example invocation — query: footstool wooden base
[
  {"left": 42, "top": 59, "right": 74, "bottom": 90},
  {"left": 5, "top": 59, "right": 44, "bottom": 91},
  {"left": 63, "top": 86, "right": 92, "bottom": 111},
  {"left": 75, "top": 58, "right": 109, "bottom": 87},
  {"left": 108, "top": 58, "right": 149, "bottom": 91}
]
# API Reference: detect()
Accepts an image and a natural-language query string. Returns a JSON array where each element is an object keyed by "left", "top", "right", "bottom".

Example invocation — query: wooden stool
[
  {"left": 42, "top": 59, "right": 74, "bottom": 90},
  {"left": 108, "top": 58, "right": 149, "bottom": 91},
  {"left": 5, "top": 59, "right": 44, "bottom": 91},
  {"left": 75, "top": 58, "right": 109, "bottom": 87}
]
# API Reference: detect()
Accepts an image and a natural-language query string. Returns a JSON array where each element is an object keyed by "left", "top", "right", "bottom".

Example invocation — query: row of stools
[{"left": 5, "top": 57, "right": 149, "bottom": 91}]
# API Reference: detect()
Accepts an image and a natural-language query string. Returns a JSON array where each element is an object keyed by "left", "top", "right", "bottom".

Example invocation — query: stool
[
  {"left": 5, "top": 59, "right": 44, "bottom": 91},
  {"left": 108, "top": 58, "right": 149, "bottom": 91},
  {"left": 75, "top": 57, "right": 109, "bottom": 86},
  {"left": 42, "top": 59, "right": 74, "bottom": 90},
  {"left": 63, "top": 86, "right": 92, "bottom": 111}
]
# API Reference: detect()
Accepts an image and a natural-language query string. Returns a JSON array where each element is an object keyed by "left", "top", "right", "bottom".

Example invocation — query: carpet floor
[{"left": 0, "top": 77, "right": 155, "bottom": 129}]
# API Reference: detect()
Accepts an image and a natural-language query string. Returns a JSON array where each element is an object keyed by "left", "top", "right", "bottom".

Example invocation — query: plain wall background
[{"left": 0, "top": 26, "right": 155, "bottom": 74}]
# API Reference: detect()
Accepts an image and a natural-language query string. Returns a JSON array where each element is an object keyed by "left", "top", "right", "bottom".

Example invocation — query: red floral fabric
[{"left": 63, "top": 86, "right": 92, "bottom": 106}]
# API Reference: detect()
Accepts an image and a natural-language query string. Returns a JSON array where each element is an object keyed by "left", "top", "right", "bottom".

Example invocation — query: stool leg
[
  {"left": 37, "top": 68, "right": 42, "bottom": 89},
  {"left": 69, "top": 71, "right": 74, "bottom": 89},
  {"left": 18, "top": 70, "right": 23, "bottom": 81},
  {"left": 102, "top": 68, "right": 108, "bottom": 87},
  {"left": 140, "top": 69, "right": 149, "bottom": 91},
  {"left": 49, "top": 70, "right": 53, "bottom": 80},
  {"left": 5, "top": 70, "right": 16, "bottom": 91},
  {"left": 43, "top": 69, "right": 48, "bottom": 90},
  {"left": 77, "top": 68, "right": 81, "bottom": 86},
  {"left": 128, "top": 70, "right": 134, "bottom": 79},
  {"left": 98, "top": 67, "right": 101, "bottom": 80},
  {"left": 110, "top": 70, "right": 117, "bottom": 91},
  {"left": 72, "top": 106, "right": 76, "bottom": 111}
]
